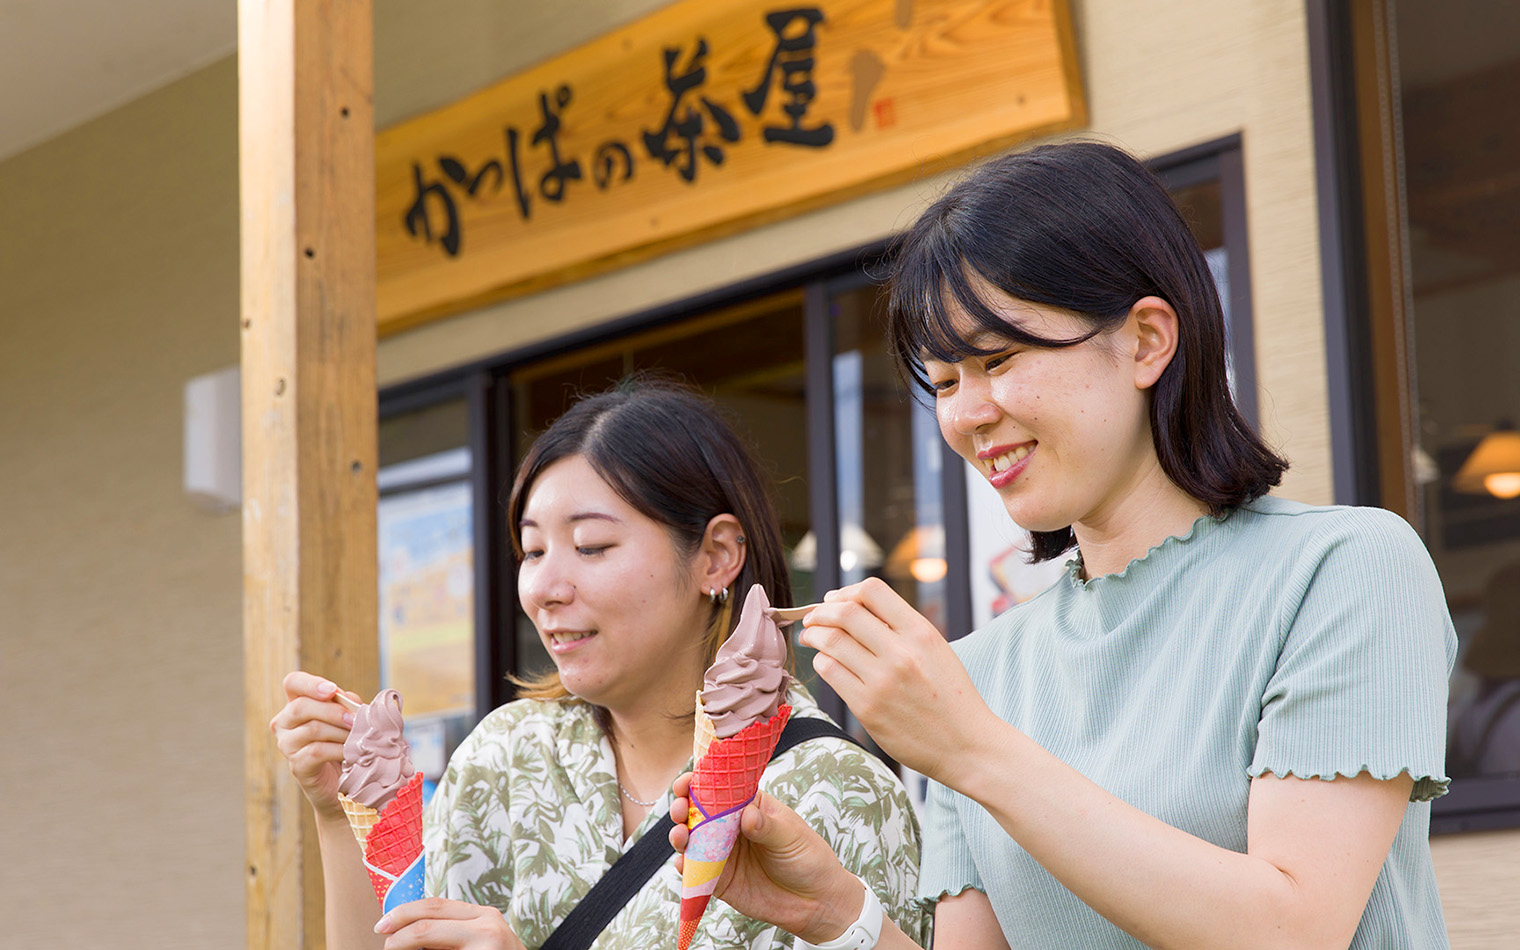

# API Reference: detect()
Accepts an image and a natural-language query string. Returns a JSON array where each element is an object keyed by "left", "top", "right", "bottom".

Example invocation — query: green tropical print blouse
[{"left": 423, "top": 685, "right": 931, "bottom": 949}]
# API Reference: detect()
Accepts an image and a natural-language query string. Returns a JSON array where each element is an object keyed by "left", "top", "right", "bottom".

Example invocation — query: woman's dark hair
[
  {"left": 507, "top": 374, "right": 793, "bottom": 700},
  {"left": 888, "top": 140, "right": 1288, "bottom": 561}
]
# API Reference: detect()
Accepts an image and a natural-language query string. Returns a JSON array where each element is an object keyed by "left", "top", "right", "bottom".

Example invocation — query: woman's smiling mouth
[
  {"left": 978, "top": 442, "right": 1035, "bottom": 487},
  {"left": 546, "top": 629, "right": 596, "bottom": 652}
]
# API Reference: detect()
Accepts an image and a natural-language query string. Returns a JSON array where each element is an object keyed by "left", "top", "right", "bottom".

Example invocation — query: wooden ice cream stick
[
  {"left": 331, "top": 690, "right": 364, "bottom": 713},
  {"left": 765, "top": 603, "right": 825, "bottom": 625}
]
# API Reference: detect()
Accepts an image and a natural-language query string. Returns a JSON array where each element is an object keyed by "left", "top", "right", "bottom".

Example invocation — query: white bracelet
[{"left": 796, "top": 873, "right": 884, "bottom": 950}]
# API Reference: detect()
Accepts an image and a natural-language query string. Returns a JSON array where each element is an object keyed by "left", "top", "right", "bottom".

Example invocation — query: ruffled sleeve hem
[
  {"left": 913, "top": 882, "right": 985, "bottom": 916},
  {"left": 1246, "top": 763, "right": 1450, "bottom": 802}
]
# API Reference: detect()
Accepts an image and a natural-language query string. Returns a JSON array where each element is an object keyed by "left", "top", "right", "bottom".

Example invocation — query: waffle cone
[
  {"left": 339, "top": 794, "right": 381, "bottom": 847},
  {"left": 349, "top": 772, "right": 426, "bottom": 905},
  {"left": 678, "top": 702, "right": 792, "bottom": 950}
]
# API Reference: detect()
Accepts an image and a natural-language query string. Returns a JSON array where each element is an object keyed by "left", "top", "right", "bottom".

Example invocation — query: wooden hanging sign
[{"left": 375, "top": 0, "right": 1084, "bottom": 333}]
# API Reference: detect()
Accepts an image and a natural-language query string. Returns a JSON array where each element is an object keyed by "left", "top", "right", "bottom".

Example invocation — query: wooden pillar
[{"left": 239, "top": 1, "right": 377, "bottom": 947}]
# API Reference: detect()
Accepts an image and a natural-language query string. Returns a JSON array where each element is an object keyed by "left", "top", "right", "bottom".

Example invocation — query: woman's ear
[
  {"left": 1127, "top": 295, "right": 1180, "bottom": 390},
  {"left": 697, "top": 514, "right": 747, "bottom": 594}
]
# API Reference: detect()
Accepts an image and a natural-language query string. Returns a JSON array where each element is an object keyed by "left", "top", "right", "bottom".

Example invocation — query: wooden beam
[
  {"left": 239, "top": 2, "right": 377, "bottom": 948},
  {"left": 1349, "top": 0, "right": 1416, "bottom": 521}
]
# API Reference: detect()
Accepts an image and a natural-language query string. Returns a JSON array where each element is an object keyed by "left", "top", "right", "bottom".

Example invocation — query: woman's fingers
[
  {"left": 376, "top": 898, "right": 521, "bottom": 950},
  {"left": 269, "top": 671, "right": 359, "bottom": 814},
  {"left": 668, "top": 819, "right": 690, "bottom": 852},
  {"left": 841, "top": 576, "right": 926, "bottom": 629},
  {"left": 804, "top": 597, "right": 890, "bottom": 657},
  {"left": 270, "top": 696, "right": 353, "bottom": 742},
  {"left": 669, "top": 773, "right": 693, "bottom": 830},
  {"left": 379, "top": 897, "right": 481, "bottom": 928},
  {"left": 283, "top": 669, "right": 340, "bottom": 702},
  {"left": 808, "top": 581, "right": 991, "bottom": 780},
  {"left": 797, "top": 615, "right": 879, "bottom": 676},
  {"left": 670, "top": 772, "right": 694, "bottom": 870},
  {"left": 808, "top": 643, "right": 869, "bottom": 708},
  {"left": 739, "top": 790, "right": 806, "bottom": 853}
]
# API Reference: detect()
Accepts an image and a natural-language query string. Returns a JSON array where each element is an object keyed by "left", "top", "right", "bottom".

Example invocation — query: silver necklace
[{"left": 617, "top": 779, "right": 661, "bottom": 807}]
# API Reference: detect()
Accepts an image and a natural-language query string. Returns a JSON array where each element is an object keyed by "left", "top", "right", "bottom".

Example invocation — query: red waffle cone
[
  {"left": 360, "top": 771, "right": 425, "bottom": 903},
  {"left": 688, "top": 704, "right": 791, "bottom": 816},
  {"left": 679, "top": 704, "right": 791, "bottom": 950}
]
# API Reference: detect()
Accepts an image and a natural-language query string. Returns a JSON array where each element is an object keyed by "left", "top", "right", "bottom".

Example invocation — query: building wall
[
  {"left": 0, "top": 59, "right": 244, "bottom": 946},
  {"left": 1, "top": 1, "right": 1514, "bottom": 947}
]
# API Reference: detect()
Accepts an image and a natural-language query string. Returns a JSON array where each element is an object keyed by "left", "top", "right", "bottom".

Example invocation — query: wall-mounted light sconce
[
  {"left": 184, "top": 366, "right": 241, "bottom": 514},
  {"left": 1454, "top": 421, "right": 1520, "bottom": 500}
]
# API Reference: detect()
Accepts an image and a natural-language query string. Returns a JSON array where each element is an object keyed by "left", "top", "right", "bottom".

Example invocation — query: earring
[
  {"left": 707, "top": 586, "right": 729, "bottom": 604},
  {"left": 737, "top": 535, "right": 746, "bottom": 544}
]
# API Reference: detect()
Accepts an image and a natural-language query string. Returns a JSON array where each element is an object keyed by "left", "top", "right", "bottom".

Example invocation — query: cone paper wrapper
[
  {"left": 678, "top": 700, "right": 791, "bottom": 950},
  {"left": 342, "top": 771, "right": 426, "bottom": 912}
]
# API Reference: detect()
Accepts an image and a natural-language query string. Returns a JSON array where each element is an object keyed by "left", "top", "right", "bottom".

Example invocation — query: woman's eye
[
  {"left": 577, "top": 545, "right": 611, "bottom": 557},
  {"left": 985, "top": 348, "right": 1025, "bottom": 373},
  {"left": 521, "top": 549, "right": 544, "bottom": 562},
  {"left": 931, "top": 377, "right": 956, "bottom": 393}
]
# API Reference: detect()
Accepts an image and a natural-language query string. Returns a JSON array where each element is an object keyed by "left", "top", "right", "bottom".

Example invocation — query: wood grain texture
[
  {"left": 239, "top": 1, "right": 379, "bottom": 947},
  {"left": 374, "top": 0, "right": 1084, "bottom": 334}
]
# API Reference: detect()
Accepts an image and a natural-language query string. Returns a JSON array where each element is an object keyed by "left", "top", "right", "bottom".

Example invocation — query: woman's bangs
[{"left": 892, "top": 243, "right": 1008, "bottom": 386}]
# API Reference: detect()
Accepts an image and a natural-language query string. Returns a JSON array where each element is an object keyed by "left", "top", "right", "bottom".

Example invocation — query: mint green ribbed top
[{"left": 920, "top": 496, "right": 1456, "bottom": 948}]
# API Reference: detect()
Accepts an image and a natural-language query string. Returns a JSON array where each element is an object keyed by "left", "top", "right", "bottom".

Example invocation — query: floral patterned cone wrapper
[
  {"left": 678, "top": 699, "right": 792, "bottom": 950},
  {"left": 342, "top": 771, "right": 426, "bottom": 911}
]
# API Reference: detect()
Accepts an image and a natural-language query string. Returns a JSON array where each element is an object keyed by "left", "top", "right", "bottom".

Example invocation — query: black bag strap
[{"left": 539, "top": 716, "right": 860, "bottom": 950}]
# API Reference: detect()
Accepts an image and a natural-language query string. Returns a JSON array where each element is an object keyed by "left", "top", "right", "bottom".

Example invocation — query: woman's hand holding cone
[
  {"left": 373, "top": 898, "right": 525, "bottom": 950},
  {"left": 269, "top": 670, "right": 363, "bottom": 818},
  {"left": 801, "top": 577, "right": 996, "bottom": 783},
  {"left": 668, "top": 773, "right": 866, "bottom": 945}
]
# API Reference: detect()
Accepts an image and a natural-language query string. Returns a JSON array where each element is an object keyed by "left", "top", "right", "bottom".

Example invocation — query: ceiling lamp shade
[
  {"left": 887, "top": 525, "right": 948, "bottom": 584},
  {"left": 1454, "top": 424, "right": 1520, "bottom": 500},
  {"left": 788, "top": 523, "right": 885, "bottom": 573}
]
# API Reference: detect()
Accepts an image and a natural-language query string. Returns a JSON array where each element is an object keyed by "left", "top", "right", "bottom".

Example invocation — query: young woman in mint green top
[{"left": 668, "top": 142, "right": 1455, "bottom": 949}]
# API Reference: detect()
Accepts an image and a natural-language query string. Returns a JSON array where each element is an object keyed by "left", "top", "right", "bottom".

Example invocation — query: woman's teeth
[
  {"left": 986, "top": 445, "right": 1031, "bottom": 474},
  {"left": 550, "top": 631, "right": 594, "bottom": 646}
]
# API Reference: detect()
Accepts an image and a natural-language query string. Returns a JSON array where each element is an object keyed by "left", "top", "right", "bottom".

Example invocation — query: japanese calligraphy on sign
[{"left": 376, "top": 0, "right": 1084, "bottom": 334}]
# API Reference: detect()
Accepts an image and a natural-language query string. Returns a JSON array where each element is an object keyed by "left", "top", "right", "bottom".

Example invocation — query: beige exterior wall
[
  {"left": 1, "top": 2, "right": 1513, "bottom": 947},
  {"left": 0, "top": 59, "right": 244, "bottom": 945}
]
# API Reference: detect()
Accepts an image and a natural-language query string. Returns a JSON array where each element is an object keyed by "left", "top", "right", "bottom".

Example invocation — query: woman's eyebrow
[
  {"left": 567, "top": 512, "right": 621, "bottom": 524},
  {"left": 518, "top": 511, "right": 622, "bottom": 530}
]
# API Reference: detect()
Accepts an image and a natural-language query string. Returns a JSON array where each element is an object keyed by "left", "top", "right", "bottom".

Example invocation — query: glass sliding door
[{"left": 376, "top": 395, "right": 477, "bottom": 781}]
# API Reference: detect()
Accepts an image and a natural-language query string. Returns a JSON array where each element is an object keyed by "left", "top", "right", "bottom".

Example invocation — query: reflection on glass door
[
  {"left": 826, "top": 281, "right": 949, "bottom": 632},
  {"left": 822, "top": 280, "right": 952, "bottom": 782},
  {"left": 1391, "top": 0, "right": 1520, "bottom": 791},
  {"left": 377, "top": 397, "right": 476, "bottom": 782}
]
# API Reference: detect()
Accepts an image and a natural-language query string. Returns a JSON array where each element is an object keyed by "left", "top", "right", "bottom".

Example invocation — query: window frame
[{"left": 1150, "top": 133, "right": 1259, "bottom": 428}]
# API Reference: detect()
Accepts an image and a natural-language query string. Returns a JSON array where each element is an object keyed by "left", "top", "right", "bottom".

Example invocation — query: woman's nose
[
  {"left": 947, "top": 377, "right": 1000, "bottom": 434},
  {"left": 520, "top": 553, "right": 574, "bottom": 608}
]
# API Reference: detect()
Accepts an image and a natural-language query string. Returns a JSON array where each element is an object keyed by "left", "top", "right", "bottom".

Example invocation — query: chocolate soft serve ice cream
[
  {"left": 334, "top": 687, "right": 426, "bottom": 910},
  {"left": 339, "top": 688, "right": 415, "bottom": 810},
  {"left": 681, "top": 583, "right": 796, "bottom": 949},
  {"left": 701, "top": 583, "right": 792, "bottom": 738}
]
